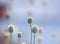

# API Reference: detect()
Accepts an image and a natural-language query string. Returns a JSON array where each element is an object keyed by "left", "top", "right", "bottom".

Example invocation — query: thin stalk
[
  {"left": 18, "top": 38, "right": 21, "bottom": 44},
  {"left": 10, "top": 33, "right": 12, "bottom": 44},
  {"left": 30, "top": 24, "right": 32, "bottom": 44},
  {"left": 33, "top": 34, "right": 35, "bottom": 44}
]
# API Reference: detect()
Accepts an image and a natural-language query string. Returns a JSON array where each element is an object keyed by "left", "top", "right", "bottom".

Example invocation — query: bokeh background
[{"left": 0, "top": 0, "right": 60, "bottom": 44}]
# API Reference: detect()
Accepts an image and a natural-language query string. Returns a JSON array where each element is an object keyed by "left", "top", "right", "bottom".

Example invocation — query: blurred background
[{"left": 0, "top": 0, "right": 60, "bottom": 44}]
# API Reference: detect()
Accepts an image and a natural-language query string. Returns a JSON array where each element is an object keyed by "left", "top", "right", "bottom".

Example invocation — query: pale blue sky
[{"left": 0, "top": 0, "right": 60, "bottom": 44}]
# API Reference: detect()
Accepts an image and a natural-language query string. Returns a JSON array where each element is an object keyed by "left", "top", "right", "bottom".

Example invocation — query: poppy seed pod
[
  {"left": 8, "top": 24, "right": 15, "bottom": 33},
  {"left": 18, "top": 32, "right": 22, "bottom": 38},
  {"left": 28, "top": 16, "right": 33, "bottom": 24},
  {"left": 32, "top": 25, "right": 38, "bottom": 34},
  {"left": 8, "top": 26, "right": 13, "bottom": 33}
]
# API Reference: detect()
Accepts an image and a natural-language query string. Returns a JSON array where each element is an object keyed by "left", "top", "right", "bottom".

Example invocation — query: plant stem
[
  {"left": 30, "top": 24, "right": 32, "bottom": 44},
  {"left": 18, "top": 38, "right": 20, "bottom": 44},
  {"left": 33, "top": 34, "right": 35, "bottom": 44},
  {"left": 10, "top": 33, "right": 12, "bottom": 44}
]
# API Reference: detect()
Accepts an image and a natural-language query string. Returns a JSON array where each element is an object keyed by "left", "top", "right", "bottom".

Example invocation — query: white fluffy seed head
[
  {"left": 17, "top": 32, "right": 22, "bottom": 38},
  {"left": 8, "top": 24, "right": 18, "bottom": 34},
  {"left": 18, "top": 32, "right": 22, "bottom": 35},
  {"left": 28, "top": 16, "right": 33, "bottom": 24},
  {"left": 32, "top": 25, "right": 38, "bottom": 34},
  {"left": 32, "top": 25, "right": 39, "bottom": 30},
  {"left": 8, "top": 24, "right": 15, "bottom": 33},
  {"left": 28, "top": 16, "right": 33, "bottom": 20},
  {"left": 8, "top": 24, "right": 15, "bottom": 30}
]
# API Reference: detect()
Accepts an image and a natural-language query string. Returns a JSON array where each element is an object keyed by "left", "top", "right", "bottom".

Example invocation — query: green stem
[
  {"left": 18, "top": 38, "right": 21, "bottom": 44},
  {"left": 30, "top": 24, "right": 32, "bottom": 44},
  {"left": 10, "top": 33, "right": 12, "bottom": 44},
  {"left": 33, "top": 35, "right": 35, "bottom": 44}
]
